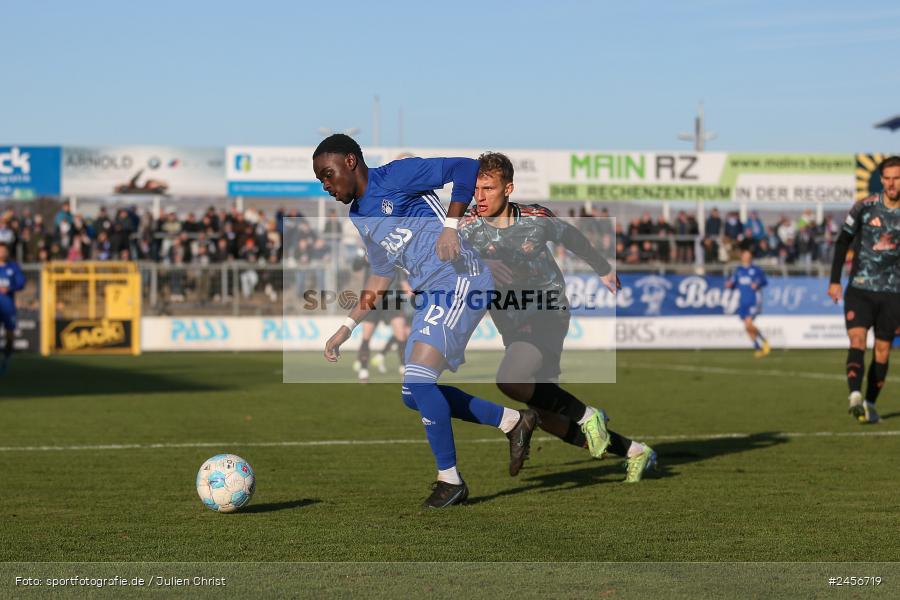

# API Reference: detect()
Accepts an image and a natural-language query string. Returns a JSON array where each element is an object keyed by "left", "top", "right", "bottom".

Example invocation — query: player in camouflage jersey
[
  {"left": 460, "top": 152, "right": 657, "bottom": 482},
  {"left": 829, "top": 156, "right": 900, "bottom": 424}
]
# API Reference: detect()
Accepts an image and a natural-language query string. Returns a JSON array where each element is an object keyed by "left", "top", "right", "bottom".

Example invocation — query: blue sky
[{"left": 4, "top": 0, "right": 900, "bottom": 151}]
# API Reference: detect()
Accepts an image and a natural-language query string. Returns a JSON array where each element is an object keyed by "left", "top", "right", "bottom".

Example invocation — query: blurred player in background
[
  {"left": 725, "top": 246, "right": 770, "bottom": 358},
  {"left": 372, "top": 270, "right": 413, "bottom": 375},
  {"left": 314, "top": 135, "right": 539, "bottom": 508},
  {"left": 351, "top": 250, "right": 411, "bottom": 382},
  {"left": 0, "top": 243, "right": 25, "bottom": 375},
  {"left": 828, "top": 156, "right": 900, "bottom": 424},
  {"left": 460, "top": 152, "right": 657, "bottom": 482}
]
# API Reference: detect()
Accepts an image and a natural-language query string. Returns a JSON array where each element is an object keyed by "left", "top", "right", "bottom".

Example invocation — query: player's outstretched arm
[
  {"left": 557, "top": 220, "right": 619, "bottom": 292},
  {"left": 324, "top": 273, "right": 393, "bottom": 362}
]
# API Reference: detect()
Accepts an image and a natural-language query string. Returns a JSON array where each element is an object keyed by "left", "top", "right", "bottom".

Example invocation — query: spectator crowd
[
  {"left": 0, "top": 202, "right": 342, "bottom": 268},
  {"left": 564, "top": 206, "right": 839, "bottom": 267},
  {"left": 0, "top": 202, "right": 840, "bottom": 270}
]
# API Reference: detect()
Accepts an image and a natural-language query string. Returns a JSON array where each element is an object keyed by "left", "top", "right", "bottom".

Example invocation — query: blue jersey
[
  {"left": 728, "top": 264, "right": 767, "bottom": 307},
  {"left": 349, "top": 157, "right": 482, "bottom": 289},
  {"left": 0, "top": 261, "right": 25, "bottom": 304},
  {"left": 0, "top": 261, "right": 25, "bottom": 330}
]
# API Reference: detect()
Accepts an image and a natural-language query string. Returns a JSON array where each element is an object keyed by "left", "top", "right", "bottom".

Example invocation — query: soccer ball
[{"left": 196, "top": 454, "right": 256, "bottom": 513}]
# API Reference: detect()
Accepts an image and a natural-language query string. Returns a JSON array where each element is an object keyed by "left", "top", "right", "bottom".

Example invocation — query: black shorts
[
  {"left": 492, "top": 309, "right": 570, "bottom": 382},
  {"left": 844, "top": 285, "right": 900, "bottom": 341}
]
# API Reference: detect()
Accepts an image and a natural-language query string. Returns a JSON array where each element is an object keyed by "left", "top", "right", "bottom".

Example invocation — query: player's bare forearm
[
  {"left": 325, "top": 273, "right": 393, "bottom": 362},
  {"left": 446, "top": 201, "right": 468, "bottom": 219},
  {"left": 437, "top": 202, "right": 467, "bottom": 261}
]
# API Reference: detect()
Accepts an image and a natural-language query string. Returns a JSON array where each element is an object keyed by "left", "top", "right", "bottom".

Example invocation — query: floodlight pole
[
  {"left": 678, "top": 102, "right": 718, "bottom": 266},
  {"left": 373, "top": 95, "right": 381, "bottom": 146},
  {"left": 677, "top": 101, "right": 717, "bottom": 152}
]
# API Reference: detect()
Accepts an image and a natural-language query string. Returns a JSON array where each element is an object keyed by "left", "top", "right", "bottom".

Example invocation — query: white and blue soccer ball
[{"left": 196, "top": 454, "right": 256, "bottom": 513}]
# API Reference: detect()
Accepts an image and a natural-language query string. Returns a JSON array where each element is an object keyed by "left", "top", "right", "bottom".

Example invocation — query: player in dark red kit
[
  {"left": 828, "top": 156, "right": 900, "bottom": 424},
  {"left": 460, "top": 152, "right": 656, "bottom": 482}
]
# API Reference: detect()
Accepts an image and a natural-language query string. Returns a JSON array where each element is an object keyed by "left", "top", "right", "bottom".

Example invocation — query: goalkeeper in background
[
  {"left": 459, "top": 152, "right": 657, "bottom": 482},
  {"left": 0, "top": 243, "right": 25, "bottom": 375}
]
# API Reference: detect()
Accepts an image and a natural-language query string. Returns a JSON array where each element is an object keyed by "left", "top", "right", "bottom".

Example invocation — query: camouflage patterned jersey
[
  {"left": 843, "top": 194, "right": 900, "bottom": 292},
  {"left": 459, "top": 203, "right": 611, "bottom": 327}
]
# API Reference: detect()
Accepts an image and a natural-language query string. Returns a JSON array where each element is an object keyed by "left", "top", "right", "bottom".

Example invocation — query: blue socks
[{"left": 402, "top": 363, "right": 505, "bottom": 470}]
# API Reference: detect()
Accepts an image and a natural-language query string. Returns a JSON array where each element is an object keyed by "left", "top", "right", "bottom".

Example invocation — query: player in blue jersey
[
  {"left": 0, "top": 243, "right": 25, "bottom": 375},
  {"left": 312, "top": 135, "right": 539, "bottom": 509},
  {"left": 725, "top": 246, "right": 770, "bottom": 358}
]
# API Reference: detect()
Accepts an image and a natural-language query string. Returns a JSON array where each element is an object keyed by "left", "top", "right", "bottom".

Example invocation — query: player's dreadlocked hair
[
  {"left": 313, "top": 134, "right": 363, "bottom": 160},
  {"left": 878, "top": 156, "right": 900, "bottom": 174},
  {"left": 478, "top": 151, "right": 514, "bottom": 184}
]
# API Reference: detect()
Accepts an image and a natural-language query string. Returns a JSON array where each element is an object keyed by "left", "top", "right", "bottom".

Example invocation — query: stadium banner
[
  {"left": 855, "top": 152, "right": 897, "bottom": 201},
  {"left": 62, "top": 146, "right": 225, "bottom": 197},
  {"left": 566, "top": 273, "right": 842, "bottom": 317},
  {"left": 141, "top": 312, "right": 847, "bottom": 352},
  {"left": 0, "top": 146, "right": 62, "bottom": 199},
  {"left": 220, "top": 145, "right": 860, "bottom": 202},
  {"left": 614, "top": 315, "right": 847, "bottom": 349},
  {"left": 141, "top": 316, "right": 506, "bottom": 351},
  {"left": 546, "top": 152, "right": 855, "bottom": 203},
  {"left": 226, "top": 146, "right": 323, "bottom": 197},
  {"left": 53, "top": 318, "right": 134, "bottom": 353}
]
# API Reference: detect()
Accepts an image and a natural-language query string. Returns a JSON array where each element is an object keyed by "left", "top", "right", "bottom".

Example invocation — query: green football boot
[
  {"left": 581, "top": 408, "right": 611, "bottom": 458},
  {"left": 625, "top": 444, "right": 658, "bottom": 483}
]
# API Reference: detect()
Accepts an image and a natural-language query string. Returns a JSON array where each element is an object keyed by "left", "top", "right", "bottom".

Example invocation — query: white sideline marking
[
  {"left": 1, "top": 430, "right": 898, "bottom": 453},
  {"left": 618, "top": 362, "right": 846, "bottom": 382}
]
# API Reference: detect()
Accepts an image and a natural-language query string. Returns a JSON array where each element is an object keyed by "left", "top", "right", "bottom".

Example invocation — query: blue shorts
[
  {"left": 405, "top": 269, "right": 494, "bottom": 372},
  {"left": 737, "top": 303, "right": 761, "bottom": 320}
]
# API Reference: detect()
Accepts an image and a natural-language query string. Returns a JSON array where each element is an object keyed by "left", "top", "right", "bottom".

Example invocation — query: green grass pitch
[{"left": 3, "top": 350, "right": 900, "bottom": 597}]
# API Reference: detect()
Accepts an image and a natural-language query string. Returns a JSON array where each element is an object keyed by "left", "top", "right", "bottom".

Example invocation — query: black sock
[
  {"left": 561, "top": 420, "right": 587, "bottom": 448},
  {"left": 529, "top": 383, "right": 588, "bottom": 422},
  {"left": 607, "top": 431, "right": 633, "bottom": 458},
  {"left": 847, "top": 348, "right": 865, "bottom": 393},
  {"left": 358, "top": 339, "right": 370, "bottom": 368},
  {"left": 397, "top": 339, "right": 407, "bottom": 366},
  {"left": 3, "top": 334, "right": 11, "bottom": 358},
  {"left": 865, "top": 360, "right": 889, "bottom": 404},
  {"left": 382, "top": 335, "right": 398, "bottom": 353}
]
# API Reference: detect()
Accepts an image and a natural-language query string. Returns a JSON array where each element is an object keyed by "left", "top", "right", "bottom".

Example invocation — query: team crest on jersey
[
  {"left": 869, "top": 216, "right": 883, "bottom": 227},
  {"left": 381, "top": 199, "right": 394, "bottom": 215}
]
